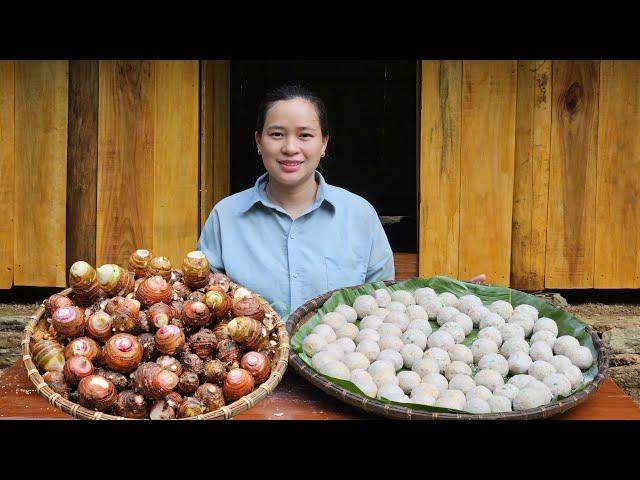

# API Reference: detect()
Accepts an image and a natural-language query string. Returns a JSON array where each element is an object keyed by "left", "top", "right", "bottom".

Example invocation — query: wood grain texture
[
  {"left": 394, "top": 252, "right": 418, "bottom": 280},
  {"left": 1, "top": 360, "right": 638, "bottom": 419},
  {"left": 459, "top": 61, "right": 517, "bottom": 286},
  {"left": 200, "top": 61, "right": 214, "bottom": 230},
  {"left": 594, "top": 61, "right": 640, "bottom": 288},
  {"left": 211, "top": 61, "right": 230, "bottom": 209},
  {"left": 14, "top": 61, "right": 68, "bottom": 287},
  {"left": 67, "top": 61, "right": 98, "bottom": 272},
  {"left": 97, "top": 61, "right": 155, "bottom": 267},
  {"left": 545, "top": 61, "right": 600, "bottom": 288},
  {"left": 0, "top": 61, "right": 14, "bottom": 289},
  {"left": 153, "top": 61, "right": 199, "bottom": 266},
  {"left": 511, "top": 60, "right": 552, "bottom": 291},
  {"left": 419, "top": 61, "right": 462, "bottom": 279}
]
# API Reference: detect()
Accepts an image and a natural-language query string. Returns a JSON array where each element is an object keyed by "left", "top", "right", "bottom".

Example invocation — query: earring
[
  {"left": 321, "top": 152, "right": 326, "bottom": 158},
  {"left": 258, "top": 149, "right": 261, "bottom": 155}
]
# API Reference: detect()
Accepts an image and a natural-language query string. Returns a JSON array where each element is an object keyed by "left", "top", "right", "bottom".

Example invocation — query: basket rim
[
  {"left": 286, "top": 279, "right": 609, "bottom": 420},
  {"left": 23, "top": 285, "right": 289, "bottom": 420}
]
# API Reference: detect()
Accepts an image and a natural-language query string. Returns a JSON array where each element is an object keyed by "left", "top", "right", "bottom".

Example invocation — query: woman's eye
[
  {"left": 270, "top": 132, "right": 283, "bottom": 137},
  {"left": 300, "top": 133, "right": 313, "bottom": 138}
]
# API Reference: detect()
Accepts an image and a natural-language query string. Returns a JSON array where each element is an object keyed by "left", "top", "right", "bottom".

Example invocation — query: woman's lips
[{"left": 277, "top": 160, "right": 303, "bottom": 173}]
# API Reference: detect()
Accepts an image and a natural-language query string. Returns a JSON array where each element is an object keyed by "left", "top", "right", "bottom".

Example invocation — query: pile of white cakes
[{"left": 301, "top": 287, "right": 595, "bottom": 414}]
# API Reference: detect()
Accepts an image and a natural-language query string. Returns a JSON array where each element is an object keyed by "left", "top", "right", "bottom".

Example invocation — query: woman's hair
[{"left": 256, "top": 84, "right": 329, "bottom": 137}]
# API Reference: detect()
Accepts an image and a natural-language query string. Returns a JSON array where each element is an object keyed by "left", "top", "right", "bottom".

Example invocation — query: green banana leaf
[{"left": 291, "top": 276, "right": 599, "bottom": 414}]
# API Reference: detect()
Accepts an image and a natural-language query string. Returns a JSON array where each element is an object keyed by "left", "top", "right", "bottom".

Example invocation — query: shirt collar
[{"left": 242, "top": 171, "right": 337, "bottom": 214}]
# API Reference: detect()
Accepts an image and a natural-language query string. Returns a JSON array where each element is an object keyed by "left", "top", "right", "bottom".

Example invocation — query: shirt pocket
[{"left": 324, "top": 255, "right": 367, "bottom": 291}]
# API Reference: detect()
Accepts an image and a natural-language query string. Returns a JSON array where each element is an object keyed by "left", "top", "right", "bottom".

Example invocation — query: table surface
[{"left": 1, "top": 360, "right": 639, "bottom": 420}]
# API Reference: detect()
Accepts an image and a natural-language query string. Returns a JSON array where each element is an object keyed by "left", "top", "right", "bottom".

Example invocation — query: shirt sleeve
[
  {"left": 197, "top": 207, "right": 226, "bottom": 274},
  {"left": 365, "top": 212, "right": 395, "bottom": 282}
]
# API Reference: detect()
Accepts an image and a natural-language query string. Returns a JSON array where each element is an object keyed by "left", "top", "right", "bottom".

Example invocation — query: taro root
[
  {"left": 135, "top": 310, "right": 150, "bottom": 334},
  {"left": 207, "top": 272, "right": 231, "bottom": 293},
  {"left": 240, "top": 351, "right": 271, "bottom": 384},
  {"left": 182, "top": 251, "right": 210, "bottom": 290},
  {"left": 130, "top": 362, "right": 180, "bottom": 399},
  {"left": 187, "top": 291, "right": 206, "bottom": 303},
  {"left": 102, "top": 334, "right": 144, "bottom": 373},
  {"left": 128, "top": 249, "right": 153, "bottom": 279},
  {"left": 227, "top": 316, "right": 266, "bottom": 350},
  {"left": 202, "top": 358, "right": 227, "bottom": 384},
  {"left": 52, "top": 306, "right": 85, "bottom": 337},
  {"left": 178, "top": 352, "right": 205, "bottom": 376},
  {"left": 170, "top": 269, "right": 183, "bottom": 285},
  {"left": 156, "top": 355, "right": 183, "bottom": 377},
  {"left": 231, "top": 296, "right": 265, "bottom": 321},
  {"left": 150, "top": 400, "right": 176, "bottom": 420},
  {"left": 195, "top": 383, "right": 225, "bottom": 412},
  {"left": 97, "top": 264, "right": 135, "bottom": 297},
  {"left": 147, "top": 256, "right": 172, "bottom": 281},
  {"left": 171, "top": 301, "right": 184, "bottom": 320},
  {"left": 178, "top": 371, "right": 200, "bottom": 396},
  {"left": 155, "top": 325, "right": 186, "bottom": 356},
  {"left": 64, "top": 337, "right": 101, "bottom": 364},
  {"left": 222, "top": 368, "right": 255, "bottom": 402},
  {"left": 111, "top": 298, "right": 141, "bottom": 334},
  {"left": 216, "top": 339, "right": 240, "bottom": 368},
  {"left": 177, "top": 397, "right": 206, "bottom": 418},
  {"left": 94, "top": 368, "right": 129, "bottom": 391},
  {"left": 104, "top": 296, "right": 126, "bottom": 315},
  {"left": 64, "top": 355, "right": 95, "bottom": 387},
  {"left": 181, "top": 300, "right": 211, "bottom": 328},
  {"left": 136, "top": 276, "right": 172, "bottom": 307},
  {"left": 137, "top": 333, "right": 158, "bottom": 362},
  {"left": 171, "top": 281, "right": 192, "bottom": 300},
  {"left": 213, "top": 320, "right": 230, "bottom": 341},
  {"left": 86, "top": 311, "right": 113, "bottom": 344},
  {"left": 68, "top": 261, "right": 104, "bottom": 306},
  {"left": 115, "top": 390, "right": 149, "bottom": 419},
  {"left": 32, "top": 338, "right": 66, "bottom": 373},
  {"left": 165, "top": 391, "right": 183, "bottom": 409},
  {"left": 78, "top": 374, "right": 118, "bottom": 411},
  {"left": 42, "top": 371, "right": 70, "bottom": 399},
  {"left": 204, "top": 290, "right": 231, "bottom": 320},
  {"left": 189, "top": 329, "right": 217, "bottom": 359},
  {"left": 147, "top": 302, "right": 175, "bottom": 330},
  {"left": 44, "top": 293, "right": 74, "bottom": 317}
]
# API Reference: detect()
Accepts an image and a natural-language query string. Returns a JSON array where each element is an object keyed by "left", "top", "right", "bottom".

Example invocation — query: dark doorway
[{"left": 229, "top": 60, "right": 418, "bottom": 253}]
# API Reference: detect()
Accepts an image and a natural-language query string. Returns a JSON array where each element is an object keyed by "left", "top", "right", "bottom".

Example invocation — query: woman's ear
[
  {"left": 321, "top": 135, "right": 329, "bottom": 156},
  {"left": 255, "top": 131, "right": 261, "bottom": 153}
]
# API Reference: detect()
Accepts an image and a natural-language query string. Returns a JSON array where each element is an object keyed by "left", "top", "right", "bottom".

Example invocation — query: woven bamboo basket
[
  {"left": 287, "top": 281, "right": 609, "bottom": 420},
  {"left": 22, "top": 284, "right": 289, "bottom": 420}
]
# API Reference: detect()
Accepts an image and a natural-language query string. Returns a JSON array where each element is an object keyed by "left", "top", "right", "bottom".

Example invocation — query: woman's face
[{"left": 256, "top": 98, "right": 328, "bottom": 188}]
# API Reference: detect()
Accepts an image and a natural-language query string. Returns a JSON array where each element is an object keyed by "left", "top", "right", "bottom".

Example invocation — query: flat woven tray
[
  {"left": 286, "top": 281, "right": 609, "bottom": 420},
  {"left": 22, "top": 285, "right": 289, "bottom": 420}
]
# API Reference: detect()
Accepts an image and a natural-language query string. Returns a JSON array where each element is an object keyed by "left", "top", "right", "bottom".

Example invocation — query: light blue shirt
[{"left": 197, "top": 171, "right": 395, "bottom": 319}]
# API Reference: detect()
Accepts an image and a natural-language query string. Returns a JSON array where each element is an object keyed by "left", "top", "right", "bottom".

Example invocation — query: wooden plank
[
  {"left": 458, "top": 61, "right": 517, "bottom": 286},
  {"left": 418, "top": 61, "right": 462, "bottom": 279},
  {"left": 97, "top": 61, "right": 155, "bottom": 267},
  {"left": 200, "top": 61, "right": 214, "bottom": 230},
  {"left": 545, "top": 61, "right": 600, "bottom": 288},
  {"left": 67, "top": 61, "right": 98, "bottom": 272},
  {"left": 211, "top": 61, "right": 230, "bottom": 211},
  {"left": 511, "top": 60, "right": 552, "bottom": 291},
  {"left": 14, "top": 61, "right": 68, "bottom": 287},
  {"left": 0, "top": 61, "right": 14, "bottom": 289},
  {"left": 594, "top": 61, "right": 640, "bottom": 288},
  {"left": 154, "top": 61, "right": 199, "bottom": 265},
  {"left": 394, "top": 252, "right": 418, "bottom": 280}
]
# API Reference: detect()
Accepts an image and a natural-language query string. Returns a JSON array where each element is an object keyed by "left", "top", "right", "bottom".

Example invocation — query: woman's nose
[{"left": 281, "top": 136, "right": 299, "bottom": 154}]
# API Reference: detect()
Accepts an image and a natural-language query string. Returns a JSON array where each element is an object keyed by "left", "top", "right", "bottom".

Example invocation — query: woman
[{"left": 197, "top": 85, "right": 394, "bottom": 318}]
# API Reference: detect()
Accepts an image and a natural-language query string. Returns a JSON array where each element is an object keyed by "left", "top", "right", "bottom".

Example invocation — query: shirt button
[{"left": 290, "top": 233, "right": 295, "bottom": 239}]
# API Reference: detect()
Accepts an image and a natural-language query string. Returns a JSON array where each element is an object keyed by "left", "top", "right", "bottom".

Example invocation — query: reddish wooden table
[{"left": 1, "top": 360, "right": 638, "bottom": 420}]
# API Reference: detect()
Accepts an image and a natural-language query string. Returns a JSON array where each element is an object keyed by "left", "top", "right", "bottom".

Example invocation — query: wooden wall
[
  {"left": 1, "top": 60, "right": 639, "bottom": 290},
  {"left": 0, "top": 60, "right": 229, "bottom": 288},
  {"left": 419, "top": 60, "right": 640, "bottom": 290}
]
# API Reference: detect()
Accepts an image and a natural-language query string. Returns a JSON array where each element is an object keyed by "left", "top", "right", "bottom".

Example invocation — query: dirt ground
[{"left": 1, "top": 289, "right": 639, "bottom": 406}]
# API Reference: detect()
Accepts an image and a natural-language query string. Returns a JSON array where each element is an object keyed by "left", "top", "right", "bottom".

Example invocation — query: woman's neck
[{"left": 266, "top": 173, "right": 318, "bottom": 220}]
